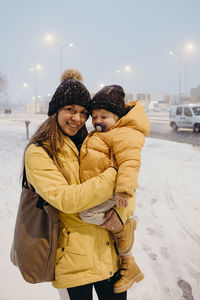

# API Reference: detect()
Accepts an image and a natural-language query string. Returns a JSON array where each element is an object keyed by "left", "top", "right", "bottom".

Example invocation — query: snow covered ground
[{"left": 0, "top": 113, "right": 200, "bottom": 300}]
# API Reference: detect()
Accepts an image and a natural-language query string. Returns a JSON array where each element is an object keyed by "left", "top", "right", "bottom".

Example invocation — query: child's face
[{"left": 92, "top": 109, "right": 119, "bottom": 131}]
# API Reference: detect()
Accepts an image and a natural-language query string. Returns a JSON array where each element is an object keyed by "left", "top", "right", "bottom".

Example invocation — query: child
[{"left": 79, "top": 85, "right": 151, "bottom": 293}]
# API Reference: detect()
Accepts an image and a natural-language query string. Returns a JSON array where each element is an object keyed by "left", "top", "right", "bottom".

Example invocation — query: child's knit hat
[{"left": 90, "top": 85, "right": 126, "bottom": 117}]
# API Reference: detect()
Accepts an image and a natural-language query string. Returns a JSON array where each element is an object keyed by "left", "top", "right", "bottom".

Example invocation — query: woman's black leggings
[{"left": 66, "top": 275, "right": 127, "bottom": 300}]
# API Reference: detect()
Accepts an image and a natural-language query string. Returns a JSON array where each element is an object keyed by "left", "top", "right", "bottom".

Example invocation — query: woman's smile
[{"left": 57, "top": 105, "right": 88, "bottom": 136}]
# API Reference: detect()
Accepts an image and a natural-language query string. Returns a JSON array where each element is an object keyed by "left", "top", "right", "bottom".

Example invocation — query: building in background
[
  {"left": 124, "top": 93, "right": 134, "bottom": 102},
  {"left": 190, "top": 85, "right": 200, "bottom": 103},
  {"left": 26, "top": 94, "right": 51, "bottom": 114},
  {"left": 26, "top": 101, "right": 40, "bottom": 113},
  {"left": 40, "top": 95, "right": 51, "bottom": 114}
]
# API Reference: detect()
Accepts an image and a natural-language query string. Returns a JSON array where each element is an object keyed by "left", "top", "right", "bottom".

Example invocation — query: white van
[
  {"left": 149, "top": 101, "right": 160, "bottom": 112},
  {"left": 169, "top": 104, "right": 200, "bottom": 132}
]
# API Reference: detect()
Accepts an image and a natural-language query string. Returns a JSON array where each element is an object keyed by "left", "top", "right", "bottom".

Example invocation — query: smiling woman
[
  {"left": 16, "top": 69, "right": 126, "bottom": 300},
  {"left": 57, "top": 105, "right": 88, "bottom": 136}
]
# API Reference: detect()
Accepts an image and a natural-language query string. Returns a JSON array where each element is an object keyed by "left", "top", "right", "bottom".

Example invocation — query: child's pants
[{"left": 79, "top": 197, "right": 116, "bottom": 225}]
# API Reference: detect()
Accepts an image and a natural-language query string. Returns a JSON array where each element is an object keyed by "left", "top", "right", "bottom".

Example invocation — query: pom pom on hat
[{"left": 60, "top": 68, "right": 83, "bottom": 83}]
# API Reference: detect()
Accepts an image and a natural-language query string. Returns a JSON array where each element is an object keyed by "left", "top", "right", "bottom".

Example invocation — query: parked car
[
  {"left": 149, "top": 101, "right": 160, "bottom": 112},
  {"left": 169, "top": 104, "right": 200, "bottom": 133},
  {"left": 4, "top": 108, "right": 12, "bottom": 114}
]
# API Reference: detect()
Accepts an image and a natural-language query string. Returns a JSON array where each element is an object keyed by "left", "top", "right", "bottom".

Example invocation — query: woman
[{"left": 24, "top": 71, "right": 132, "bottom": 299}]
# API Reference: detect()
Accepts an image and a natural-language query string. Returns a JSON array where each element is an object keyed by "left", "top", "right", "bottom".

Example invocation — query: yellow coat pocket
[{"left": 56, "top": 226, "right": 94, "bottom": 276}]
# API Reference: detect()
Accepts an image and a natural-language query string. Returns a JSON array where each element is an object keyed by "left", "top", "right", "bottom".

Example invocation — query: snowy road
[{"left": 0, "top": 114, "right": 200, "bottom": 300}]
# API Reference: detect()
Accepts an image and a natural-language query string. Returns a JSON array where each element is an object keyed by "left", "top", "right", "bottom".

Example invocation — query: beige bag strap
[{"left": 22, "top": 142, "right": 52, "bottom": 209}]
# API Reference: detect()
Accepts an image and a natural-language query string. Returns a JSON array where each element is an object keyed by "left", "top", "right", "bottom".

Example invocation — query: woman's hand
[
  {"left": 100, "top": 209, "right": 122, "bottom": 232},
  {"left": 109, "top": 149, "right": 118, "bottom": 171},
  {"left": 115, "top": 193, "right": 129, "bottom": 208}
]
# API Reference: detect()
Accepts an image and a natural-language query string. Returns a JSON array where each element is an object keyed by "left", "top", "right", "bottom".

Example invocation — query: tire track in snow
[{"left": 164, "top": 182, "right": 200, "bottom": 248}]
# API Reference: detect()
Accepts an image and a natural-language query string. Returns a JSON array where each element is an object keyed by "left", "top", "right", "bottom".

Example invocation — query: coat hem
[{"left": 52, "top": 267, "right": 119, "bottom": 289}]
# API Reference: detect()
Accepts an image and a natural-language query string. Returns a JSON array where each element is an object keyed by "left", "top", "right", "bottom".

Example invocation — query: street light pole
[
  {"left": 55, "top": 42, "right": 70, "bottom": 74},
  {"left": 178, "top": 53, "right": 182, "bottom": 104},
  {"left": 45, "top": 34, "right": 74, "bottom": 75},
  {"left": 169, "top": 43, "right": 194, "bottom": 104},
  {"left": 33, "top": 69, "right": 38, "bottom": 99},
  {"left": 169, "top": 51, "right": 182, "bottom": 103},
  {"left": 59, "top": 45, "right": 63, "bottom": 74},
  {"left": 116, "top": 66, "right": 132, "bottom": 87},
  {"left": 30, "top": 64, "right": 42, "bottom": 113}
]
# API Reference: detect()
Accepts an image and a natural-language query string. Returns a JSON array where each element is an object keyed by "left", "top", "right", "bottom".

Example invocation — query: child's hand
[{"left": 115, "top": 194, "right": 129, "bottom": 208}]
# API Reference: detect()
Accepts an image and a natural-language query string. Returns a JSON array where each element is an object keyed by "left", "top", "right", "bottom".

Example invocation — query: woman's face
[{"left": 57, "top": 105, "right": 88, "bottom": 136}]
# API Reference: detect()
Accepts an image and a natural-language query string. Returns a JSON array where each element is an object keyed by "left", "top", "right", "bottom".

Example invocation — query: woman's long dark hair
[{"left": 21, "top": 113, "right": 88, "bottom": 180}]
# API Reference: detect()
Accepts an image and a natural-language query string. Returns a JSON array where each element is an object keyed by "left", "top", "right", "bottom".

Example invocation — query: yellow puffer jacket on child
[{"left": 80, "top": 100, "right": 151, "bottom": 221}]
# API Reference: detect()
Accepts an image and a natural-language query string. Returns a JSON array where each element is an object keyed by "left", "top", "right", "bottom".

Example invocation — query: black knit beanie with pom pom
[{"left": 48, "top": 69, "right": 91, "bottom": 116}]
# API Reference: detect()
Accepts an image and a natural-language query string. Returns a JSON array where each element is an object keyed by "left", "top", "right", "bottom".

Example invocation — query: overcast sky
[{"left": 1, "top": 0, "right": 200, "bottom": 104}]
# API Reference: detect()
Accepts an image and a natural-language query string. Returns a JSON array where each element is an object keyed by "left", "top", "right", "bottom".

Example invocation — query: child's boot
[
  {"left": 114, "top": 257, "right": 144, "bottom": 293},
  {"left": 112, "top": 218, "right": 137, "bottom": 255}
]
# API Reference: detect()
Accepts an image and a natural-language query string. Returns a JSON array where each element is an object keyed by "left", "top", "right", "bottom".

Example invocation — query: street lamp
[
  {"left": 45, "top": 34, "right": 74, "bottom": 74},
  {"left": 30, "top": 64, "right": 42, "bottom": 113},
  {"left": 23, "top": 82, "right": 28, "bottom": 88},
  {"left": 99, "top": 83, "right": 105, "bottom": 88},
  {"left": 185, "top": 43, "right": 194, "bottom": 51},
  {"left": 116, "top": 66, "right": 132, "bottom": 86},
  {"left": 124, "top": 66, "right": 131, "bottom": 72}
]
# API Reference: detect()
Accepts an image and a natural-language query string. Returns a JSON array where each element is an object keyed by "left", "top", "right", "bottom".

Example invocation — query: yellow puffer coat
[
  {"left": 25, "top": 136, "right": 121, "bottom": 288},
  {"left": 80, "top": 100, "right": 151, "bottom": 220}
]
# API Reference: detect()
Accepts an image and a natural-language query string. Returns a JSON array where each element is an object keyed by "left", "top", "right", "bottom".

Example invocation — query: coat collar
[
  {"left": 63, "top": 135, "right": 79, "bottom": 157},
  {"left": 111, "top": 100, "right": 151, "bottom": 136}
]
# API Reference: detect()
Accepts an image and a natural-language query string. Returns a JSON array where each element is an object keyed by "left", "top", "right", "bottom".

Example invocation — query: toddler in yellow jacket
[{"left": 79, "top": 85, "right": 151, "bottom": 293}]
